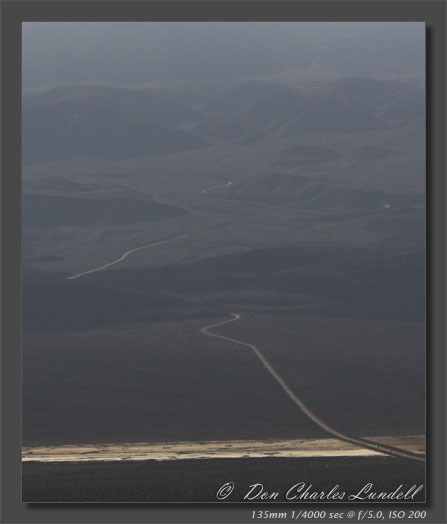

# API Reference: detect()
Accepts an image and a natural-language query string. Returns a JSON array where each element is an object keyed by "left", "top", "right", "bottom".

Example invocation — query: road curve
[
  {"left": 67, "top": 235, "right": 188, "bottom": 280},
  {"left": 201, "top": 181, "right": 233, "bottom": 194},
  {"left": 200, "top": 313, "right": 424, "bottom": 462}
]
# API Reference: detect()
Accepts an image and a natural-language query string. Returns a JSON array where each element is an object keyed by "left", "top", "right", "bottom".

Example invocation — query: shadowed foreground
[{"left": 23, "top": 456, "right": 425, "bottom": 503}]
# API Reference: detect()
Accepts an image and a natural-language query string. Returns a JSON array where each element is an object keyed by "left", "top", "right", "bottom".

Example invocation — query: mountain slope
[
  {"left": 22, "top": 85, "right": 207, "bottom": 163},
  {"left": 193, "top": 77, "right": 424, "bottom": 141}
]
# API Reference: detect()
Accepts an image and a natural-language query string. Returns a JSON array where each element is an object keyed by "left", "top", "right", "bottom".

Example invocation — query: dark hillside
[{"left": 22, "top": 193, "right": 188, "bottom": 229}]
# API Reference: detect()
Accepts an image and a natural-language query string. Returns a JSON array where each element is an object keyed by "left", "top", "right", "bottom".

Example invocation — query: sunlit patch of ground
[{"left": 22, "top": 434, "right": 425, "bottom": 463}]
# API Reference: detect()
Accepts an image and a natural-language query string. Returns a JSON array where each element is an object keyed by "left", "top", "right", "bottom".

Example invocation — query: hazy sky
[{"left": 22, "top": 22, "right": 425, "bottom": 88}]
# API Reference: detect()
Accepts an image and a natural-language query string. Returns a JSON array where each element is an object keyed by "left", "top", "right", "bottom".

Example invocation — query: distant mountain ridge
[
  {"left": 22, "top": 76, "right": 424, "bottom": 163},
  {"left": 193, "top": 77, "right": 424, "bottom": 141}
]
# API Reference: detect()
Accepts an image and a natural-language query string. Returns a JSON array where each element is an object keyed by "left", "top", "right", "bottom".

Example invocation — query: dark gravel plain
[{"left": 23, "top": 456, "right": 425, "bottom": 503}]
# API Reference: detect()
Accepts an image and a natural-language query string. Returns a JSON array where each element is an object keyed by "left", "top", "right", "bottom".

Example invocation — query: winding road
[
  {"left": 67, "top": 235, "right": 188, "bottom": 280},
  {"left": 200, "top": 313, "right": 424, "bottom": 463},
  {"left": 201, "top": 180, "right": 233, "bottom": 194}
]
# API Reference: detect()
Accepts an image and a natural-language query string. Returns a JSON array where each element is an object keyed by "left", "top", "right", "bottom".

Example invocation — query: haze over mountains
[
  {"left": 23, "top": 22, "right": 424, "bottom": 88},
  {"left": 22, "top": 23, "right": 425, "bottom": 462}
]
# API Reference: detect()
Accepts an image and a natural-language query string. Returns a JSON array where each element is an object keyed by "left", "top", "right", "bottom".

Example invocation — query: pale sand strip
[{"left": 22, "top": 435, "right": 425, "bottom": 463}]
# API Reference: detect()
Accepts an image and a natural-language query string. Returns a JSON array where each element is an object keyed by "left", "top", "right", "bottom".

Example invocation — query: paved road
[
  {"left": 67, "top": 235, "right": 188, "bottom": 280},
  {"left": 201, "top": 181, "right": 233, "bottom": 194},
  {"left": 200, "top": 313, "right": 424, "bottom": 462}
]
